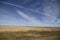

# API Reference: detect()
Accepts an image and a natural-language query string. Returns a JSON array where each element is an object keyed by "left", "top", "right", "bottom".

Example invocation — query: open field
[{"left": 0, "top": 25, "right": 60, "bottom": 40}]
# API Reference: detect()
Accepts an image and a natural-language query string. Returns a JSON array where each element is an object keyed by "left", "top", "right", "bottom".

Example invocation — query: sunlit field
[{"left": 0, "top": 26, "right": 60, "bottom": 40}]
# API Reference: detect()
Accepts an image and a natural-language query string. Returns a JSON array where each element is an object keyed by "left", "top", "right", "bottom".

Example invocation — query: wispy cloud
[
  {"left": 17, "top": 10, "right": 39, "bottom": 23},
  {"left": 0, "top": 1, "right": 60, "bottom": 24},
  {"left": 43, "top": 0, "right": 59, "bottom": 23},
  {"left": 17, "top": 10, "right": 49, "bottom": 26}
]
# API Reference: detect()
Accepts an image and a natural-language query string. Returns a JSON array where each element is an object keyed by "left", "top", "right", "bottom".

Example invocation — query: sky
[{"left": 0, "top": 0, "right": 60, "bottom": 27}]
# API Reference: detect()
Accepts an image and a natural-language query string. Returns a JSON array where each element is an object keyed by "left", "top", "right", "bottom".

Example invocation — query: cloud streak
[
  {"left": 43, "top": 0, "right": 59, "bottom": 23},
  {"left": 17, "top": 10, "right": 39, "bottom": 23},
  {"left": 17, "top": 10, "right": 50, "bottom": 26},
  {"left": 0, "top": 1, "right": 60, "bottom": 23}
]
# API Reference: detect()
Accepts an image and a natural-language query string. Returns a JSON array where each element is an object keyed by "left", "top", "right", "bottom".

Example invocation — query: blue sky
[{"left": 0, "top": 0, "right": 60, "bottom": 27}]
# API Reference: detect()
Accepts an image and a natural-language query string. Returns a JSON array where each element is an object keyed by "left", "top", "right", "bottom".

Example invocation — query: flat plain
[{"left": 0, "top": 25, "right": 60, "bottom": 40}]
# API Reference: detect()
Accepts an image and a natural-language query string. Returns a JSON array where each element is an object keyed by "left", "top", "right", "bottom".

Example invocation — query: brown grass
[
  {"left": 0, "top": 25, "right": 60, "bottom": 32},
  {"left": 0, "top": 25, "right": 60, "bottom": 40}
]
